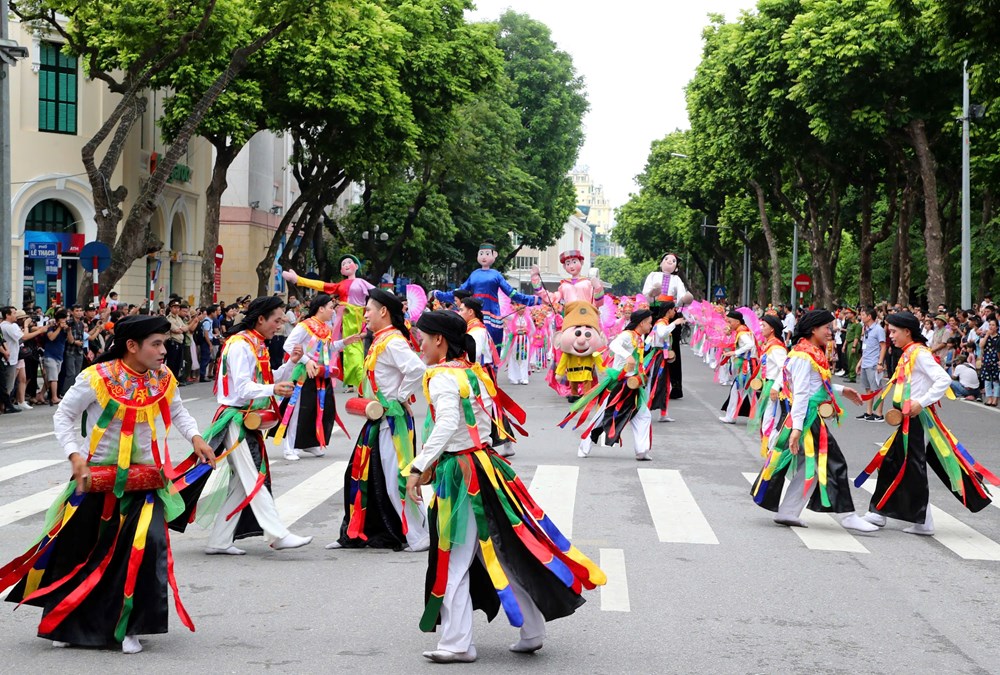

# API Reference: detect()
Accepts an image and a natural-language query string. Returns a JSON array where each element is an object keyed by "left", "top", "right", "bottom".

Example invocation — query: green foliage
[{"left": 593, "top": 256, "right": 657, "bottom": 296}]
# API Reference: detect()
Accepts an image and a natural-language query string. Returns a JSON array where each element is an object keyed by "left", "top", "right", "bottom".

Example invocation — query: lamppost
[
  {"left": 1, "top": 23, "right": 30, "bottom": 305},
  {"left": 959, "top": 61, "right": 985, "bottom": 309}
]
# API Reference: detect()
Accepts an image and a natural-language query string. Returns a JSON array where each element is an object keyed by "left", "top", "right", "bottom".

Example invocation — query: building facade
[
  {"left": 569, "top": 167, "right": 624, "bottom": 259},
  {"left": 8, "top": 20, "right": 212, "bottom": 310},
  {"left": 506, "top": 212, "right": 593, "bottom": 292}
]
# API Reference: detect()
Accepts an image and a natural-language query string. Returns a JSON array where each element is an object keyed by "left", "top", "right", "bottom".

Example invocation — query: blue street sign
[
  {"left": 45, "top": 257, "right": 59, "bottom": 275},
  {"left": 28, "top": 242, "right": 58, "bottom": 259},
  {"left": 713, "top": 285, "right": 727, "bottom": 299},
  {"left": 79, "top": 241, "right": 113, "bottom": 272}
]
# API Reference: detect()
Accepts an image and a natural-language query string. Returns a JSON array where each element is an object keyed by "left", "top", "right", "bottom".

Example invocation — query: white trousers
[
  {"left": 209, "top": 424, "right": 290, "bottom": 548},
  {"left": 578, "top": 404, "right": 652, "bottom": 457},
  {"left": 776, "top": 455, "right": 853, "bottom": 519},
  {"left": 437, "top": 502, "right": 546, "bottom": 653},
  {"left": 378, "top": 421, "right": 430, "bottom": 549},
  {"left": 723, "top": 381, "right": 745, "bottom": 421},
  {"left": 507, "top": 358, "right": 529, "bottom": 384},
  {"left": 281, "top": 402, "right": 326, "bottom": 455}
]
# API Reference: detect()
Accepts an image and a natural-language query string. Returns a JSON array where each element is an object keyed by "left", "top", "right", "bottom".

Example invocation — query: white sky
[{"left": 467, "top": 1, "right": 756, "bottom": 217}]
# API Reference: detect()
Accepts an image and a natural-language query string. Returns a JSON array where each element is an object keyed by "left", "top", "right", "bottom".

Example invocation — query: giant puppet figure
[
  {"left": 434, "top": 243, "right": 540, "bottom": 345},
  {"left": 530, "top": 249, "right": 603, "bottom": 310},
  {"left": 641, "top": 252, "right": 693, "bottom": 398},
  {"left": 283, "top": 255, "right": 374, "bottom": 388}
]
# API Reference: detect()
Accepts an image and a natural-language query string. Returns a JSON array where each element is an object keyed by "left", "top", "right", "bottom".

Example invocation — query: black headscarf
[
  {"left": 228, "top": 296, "right": 284, "bottom": 337},
  {"left": 625, "top": 309, "right": 652, "bottom": 332},
  {"left": 761, "top": 314, "right": 784, "bottom": 336},
  {"left": 886, "top": 311, "right": 926, "bottom": 344},
  {"left": 726, "top": 310, "right": 745, "bottom": 324},
  {"left": 368, "top": 288, "right": 411, "bottom": 341},
  {"left": 791, "top": 309, "right": 835, "bottom": 344},
  {"left": 651, "top": 301, "right": 675, "bottom": 321},
  {"left": 307, "top": 293, "right": 333, "bottom": 319},
  {"left": 461, "top": 296, "right": 485, "bottom": 322},
  {"left": 94, "top": 315, "right": 171, "bottom": 364},
  {"left": 417, "top": 310, "right": 477, "bottom": 362}
]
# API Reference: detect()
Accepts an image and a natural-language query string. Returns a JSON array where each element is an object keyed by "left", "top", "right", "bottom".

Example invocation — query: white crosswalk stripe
[
  {"left": 599, "top": 548, "right": 630, "bottom": 612},
  {"left": 858, "top": 481, "right": 1000, "bottom": 561},
  {"left": 527, "top": 465, "right": 579, "bottom": 538},
  {"left": 0, "top": 486, "right": 67, "bottom": 528},
  {"left": 0, "top": 459, "right": 62, "bottom": 483},
  {"left": 3, "top": 432, "right": 55, "bottom": 446},
  {"left": 639, "top": 468, "right": 718, "bottom": 544},
  {"left": 275, "top": 461, "right": 348, "bottom": 527},
  {"left": 741, "top": 473, "right": 869, "bottom": 553}
]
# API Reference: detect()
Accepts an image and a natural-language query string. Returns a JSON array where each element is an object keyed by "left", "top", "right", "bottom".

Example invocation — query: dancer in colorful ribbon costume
[
  {"left": 0, "top": 316, "right": 215, "bottom": 653},
  {"left": 747, "top": 315, "right": 788, "bottom": 456},
  {"left": 750, "top": 310, "right": 878, "bottom": 532},
  {"left": 645, "top": 301, "right": 686, "bottom": 423},
  {"left": 856, "top": 311, "right": 998, "bottom": 535},
  {"left": 561, "top": 309, "right": 654, "bottom": 460},
  {"left": 172, "top": 296, "right": 313, "bottom": 556},
  {"left": 719, "top": 310, "right": 759, "bottom": 424},
  {"left": 276, "top": 294, "right": 362, "bottom": 461},
  {"left": 434, "top": 243, "right": 540, "bottom": 345},
  {"left": 404, "top": 310, "right": 605, "bottom": 664},
  {"left": 642, "top": 252, "right": 693, "bottom": 398},
  {"left": 327, "top": 289, "right": 429, "bottom": 551},
  {"left": 501, "top": 302, "right": 534, "bottom": 385},
  {"left": 282, "top": 254, "right": 374, "bottom": 389}
]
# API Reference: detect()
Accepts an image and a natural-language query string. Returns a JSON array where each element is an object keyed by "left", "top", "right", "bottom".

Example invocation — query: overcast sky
[{"left": 467, "top": 1, "right": 756, "bottom": 219}]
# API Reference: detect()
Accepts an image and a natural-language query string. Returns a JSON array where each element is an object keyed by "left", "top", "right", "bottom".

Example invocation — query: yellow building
[
  {"left": 506, "top": 212, "right": 593, "bottom": 292},
  {"left": 8, "top": 19, "right": 212, "bottom": 310},
  {"left": 570, "top": 167, "right": 613, "bottom": 235}
]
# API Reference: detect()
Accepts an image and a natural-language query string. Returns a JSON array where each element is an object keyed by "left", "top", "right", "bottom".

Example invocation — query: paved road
[{"left": 0, "top": 352, "right": 999, "bottom": 673}]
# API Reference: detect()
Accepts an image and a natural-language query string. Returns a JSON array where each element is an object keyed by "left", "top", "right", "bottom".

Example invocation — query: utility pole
[
  {"left": 790, "top": 221, "right": 799, "bottom": 308},
  {"left": 0, "top": 17, "right": 29, "bottom": 306},
  {"left": 961, "top": 60, "right": 971, "bottom": 309}
]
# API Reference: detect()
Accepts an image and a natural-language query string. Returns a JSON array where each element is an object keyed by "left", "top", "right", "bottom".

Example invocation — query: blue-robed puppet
[{"left": 434, "top": 243, "right": 540, "bottom": 344}]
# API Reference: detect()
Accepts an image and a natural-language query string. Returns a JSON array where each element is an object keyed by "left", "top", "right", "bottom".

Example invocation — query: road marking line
[
  {"left": 3, "top": 432, "right": 55, "bottom": 445},
  {"left": 275, "top": 461, "right": 348, "bottom": 527},
  {"left": 0, "top": 459, "right": 62, "bottom": 483},
  {"left": 0, "top": 486, "right": 67, "bottom": 528},
  {"left": 528, "top": 465, "right": 578, "bottom": 538},
  {"left": 639, "top": 469, "right": 718, "bottom": 544},
  {"left": 178, "top": 397, "right": 200, "bottom": 403},
  {"left": 599, "top": 548, "right": 630, "bottom": 612},
  {"left": 742, "top": 473, "right": 868, "bottom": 553},
  {"left": 858, "top": 481, "right": 1000, "bottom": 561}
]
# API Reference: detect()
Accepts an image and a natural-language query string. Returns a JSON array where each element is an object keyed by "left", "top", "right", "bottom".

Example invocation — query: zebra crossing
[{"left": 2, "top": 458, "right": 1000, "bottom": 579}]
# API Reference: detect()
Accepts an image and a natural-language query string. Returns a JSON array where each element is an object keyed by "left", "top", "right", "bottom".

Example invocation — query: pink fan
[
  {"left": 599, "top": 295, "right": 616, "bottom": 334},
  {"left": 406, "top": 284, "right": 427, "bottom": 322},
  {"left": 738, "top": 307, "right": 763, "bottom": 340},
  {"left": 498, "top": 288, "right": 512, "bottom": 318}
]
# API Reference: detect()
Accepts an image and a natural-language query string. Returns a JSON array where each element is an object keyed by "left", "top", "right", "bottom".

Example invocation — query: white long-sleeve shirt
[
  {"left": 283, "top": 321, "right": 345, "bottom": 368},
  {"left": 904, "top": 346, "right": 952, "bottom": 409},
  {"left": 216, "top": 338, "right": 295, "bottom": 407},
  {"left": 411, "top": 368, "right": 494, "bottom": 473},
  {"left": 786, "top": 354, "right": 844, "bottom": 431},
  {"left": 468, "top": 324, "right": 493, "bottom": 366},
  {"left": 648, "top": 319, "right": 679, "bottom": 349},
  {"left": 761, "top": 342, "right": 788, "bottom": 384},
  {"left": 609, "top": 331, "right": 643, "bottom": 374},
  {"left": 367, "top": 333, "right": 426, "bottom": 403},
  {"left": 641, "top": 272, "right": 688, "bottom": 301},
  {"left": 732, "top": 329, "right": 757, "bottom": 358},
  {"left": 55, "top": 366, "right": 201, "bottom": 462}
]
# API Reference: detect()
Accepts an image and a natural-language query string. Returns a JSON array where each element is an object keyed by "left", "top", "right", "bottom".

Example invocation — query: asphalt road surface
[{"left": 0, "top": 351, "right": 998, "bottom": 674}]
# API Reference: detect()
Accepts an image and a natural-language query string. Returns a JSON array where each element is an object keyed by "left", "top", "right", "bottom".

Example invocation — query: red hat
[{"left": 559, "top": 249, "right": 584, "bottom": 264}]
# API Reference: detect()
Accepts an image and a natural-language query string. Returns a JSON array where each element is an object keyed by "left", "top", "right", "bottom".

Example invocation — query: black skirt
[
  {"left": 669, "top": 329, "right": 683, "bottom": 399},
  {"left": 868, "top": 416, "right": 991, "bottom": 522},
  {"left": 752, "top": 415, "right": 857, "bottom": 514},
  {"left": 590, "top": 381, "right": 642, "bottom": 445},
  {"left": 276, "top": 376, "right": 338, "bottom": 449},
  {"left": 647, "top": 349, "right": 672, "bottom": 412},
  {"left": 7, "top": 491, "right": 170, "bottom": 646}
]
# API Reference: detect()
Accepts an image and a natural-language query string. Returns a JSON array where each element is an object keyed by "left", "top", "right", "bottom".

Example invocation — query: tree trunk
[
  {"left": 979, "top": 188, "right": 994, "bottom": 301},
  {"left": 858, "top": 179, "right": 897, "bottom": 308},
  {"left": 199, "top": 139, "right": 241, "bottom": 307},
  {"left": 749, "top": 178, "right": 782, "bottom": 306},
  {"left": 907, "top": 118, "right": 946, "bottom": 309},
  {"left": 896, "top": 186, "right": 917, "bottom": 306}
]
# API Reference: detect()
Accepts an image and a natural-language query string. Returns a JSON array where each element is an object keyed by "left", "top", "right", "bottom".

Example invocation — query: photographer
[
  {"left": 12, "top": 310, "right": 46, "bottom": 410},
  {"left": 41, "top": 309, "right": 69, "bottom": 405}
]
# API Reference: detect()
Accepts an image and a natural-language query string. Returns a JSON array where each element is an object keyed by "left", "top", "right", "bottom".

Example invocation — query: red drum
[
  {"left": 345, "top": 397, "right": 385, "bottom": 420},
  {"left": 244, "top": 408, "right": 280, "bottom": 431},
  {"left": 89, "top": 465, "right": 165, "bottom": 493}
]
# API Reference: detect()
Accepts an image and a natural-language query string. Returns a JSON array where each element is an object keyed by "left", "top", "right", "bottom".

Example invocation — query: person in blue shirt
[
  {"left": 42, "top": 309, "right": 69, "bottom": 405},
  {"left": 433, "top": 243, "right": 540, "bottom": 345}
]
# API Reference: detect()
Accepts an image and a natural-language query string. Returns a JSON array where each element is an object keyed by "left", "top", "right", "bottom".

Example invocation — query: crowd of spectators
[{"left": 0, "top": 293, "right": 308, "bottom": 416}]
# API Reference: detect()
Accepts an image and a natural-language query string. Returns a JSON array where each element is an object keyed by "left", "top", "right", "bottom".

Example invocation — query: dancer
[
  {"left": 282, "top": 254, "right": 375, "bottom": 389},
  {"left": 501, "top": 302, "right": 534, "bottom": 385},
  {"left": 328, "top": 289, "right": 430, "bottom": 551},
  {"left": 563, "top": 309, "right": 654, "bottom": 460},
  {"left": 276, "top": 294, "right": 362, "bottom": 461},
  {"left": 0, "top": 315, "right": 215, "bottom": 653},
  {"left": 719, "top": 310, "right": 759, "bottom": 424},
  {"left": 434, "top": 243, "right": 540, "bottom": 345},
  {"left": 646, "top": 301, "right": 685, "bottom": 423},
  {"left": 748, "top": 314, "right": 788, "bottom": 456},
  {"left": 405, "top": 310, "right": 605, "bottom": 664},
  {"left": 856, "top": 311, "right": 998, "bottom": 535},
  {"left": 172, "top": 296, "right": 314, "bottom": 555},
  {"left": 750, "top": 310, "right": 878, "bottom": 533},
  {"left": 529, "top": 308, "right": 552, "bottom": 373},
  {"left": 642, "top": 252, "right": 693, "bottom": 398}
]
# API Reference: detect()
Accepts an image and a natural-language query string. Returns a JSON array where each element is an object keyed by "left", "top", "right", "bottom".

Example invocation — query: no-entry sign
[
  {"left": 793, "top": 273, "right": 812, "bottom": 293},
  {"left": 213, "top": 245, "right": 224, "bottom": 302}
]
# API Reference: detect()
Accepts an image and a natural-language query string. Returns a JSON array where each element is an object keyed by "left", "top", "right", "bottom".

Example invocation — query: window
[
  {"left": 38, "top": 43, "right": 78, "bottom": 134},
  {"left": 513, "top": 256, "right": 538, "bottom": 270},
  {"left": 25, "top": 200, "right": 75, "bottom": 233}
]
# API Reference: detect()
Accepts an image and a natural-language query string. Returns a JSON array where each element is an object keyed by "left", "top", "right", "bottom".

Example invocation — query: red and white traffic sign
[
  {"left": 793, "top": 273, "right": 812, "bottom": 293},
  {"left": 213, "top": 245, "right": 224, "bottom": 302}
]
